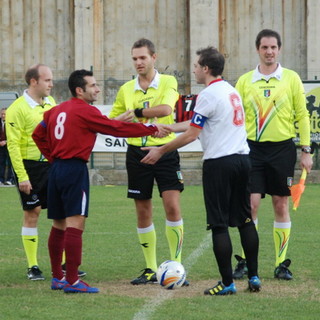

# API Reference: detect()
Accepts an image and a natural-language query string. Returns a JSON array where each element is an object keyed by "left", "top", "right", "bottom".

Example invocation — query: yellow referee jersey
[
  {"left": 236, "top": 67, "right": 310, "bottom": 145},
  {"left": 6, "top": 92, "right": 56, "bottom": 182},
  {"left": 109, "top": 73, "right": 179, "bottom": 147}
]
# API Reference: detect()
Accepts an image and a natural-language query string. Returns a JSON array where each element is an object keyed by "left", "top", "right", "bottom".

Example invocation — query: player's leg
[
  {"left": 272, "top": 195, "right": 292, "bottom": 279},
  {"left": 233, "top": 142, "right": 265, "bottom": 280},
  {"left": 155, "top": 150, "right": 184, "bottom": 263},
  {"left": 22, "top": 207, "right": 44, "bottom": 280},
  {"left": 203, "top": 157, "right": 237, "bottom": 295},
  {"left": 134, "top": 198, "right": 158, "bottom": 272},
  {"left": 51, "top": 158, "right": 98, "bottom": 293},
  {"left": 162, "top": 190, "right": 183, "bottom": 263},
  {"left": 64, "top": 215, "right": 86, "bottom": 285},
  {"left": 231, "top": 154, "right": 261, "bottom": 292},
  {"left": 21, "top": 160, "right": 50, "bottom": 280},
  {"left": 267, "top": 140, "right": 296, "bottom": 280},
  {"left": 126, "top": 145, "right": 158, "bottom": 284},
  {"left": 49, "top": 219, "right": 67, "bottom": 290}
]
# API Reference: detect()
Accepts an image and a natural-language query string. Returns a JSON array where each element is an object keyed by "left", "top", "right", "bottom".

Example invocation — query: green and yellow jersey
[
  {"left": 6, "top": 91, "right": 56, "bottom": 182},
  {"left": 109, "top": 72, "right": 179, "bottom": 147},
  {"left": 236, "top": 65, "right": 310, "bottom": 145}
]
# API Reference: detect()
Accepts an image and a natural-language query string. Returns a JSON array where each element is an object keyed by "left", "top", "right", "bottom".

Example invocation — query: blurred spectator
[{"left": 0, "top": 108, "right": 14, "bottom": 186}]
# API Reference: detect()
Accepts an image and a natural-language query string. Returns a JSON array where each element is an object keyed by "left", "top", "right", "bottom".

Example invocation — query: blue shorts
[{"left": 47, "top": 159, "right": 89, "bottom": 220}]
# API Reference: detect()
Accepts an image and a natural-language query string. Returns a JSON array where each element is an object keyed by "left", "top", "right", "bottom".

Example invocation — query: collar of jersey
[
  {"left": 134, "top": 69, "right": 160, "bottom": 92},
  {"left": 252, "top": 63, "right": 283, "bottom": 83},
  {"left": 23, "top": 89, "right": 53, "bottom": 108},
  {"left": 208, "top": 78, "right": 223, "bottom": 86}
]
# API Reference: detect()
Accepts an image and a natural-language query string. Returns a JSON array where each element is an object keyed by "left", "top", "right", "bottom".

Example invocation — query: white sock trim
[
  {"left": 21, "top": 227, "right": 38, "bottom": 236},
  {"left": 137, "top": 224, "right": 155, "bottom": 234},
  {"left": 166, "top": 219, "right": 183, "bottom": 227},
  {"left": 274, "top": 221, "right": 291, "bottom": 229}
]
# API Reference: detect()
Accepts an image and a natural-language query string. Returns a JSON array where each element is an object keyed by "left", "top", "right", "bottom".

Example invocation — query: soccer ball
[{"left": 156, "top": 260, "right": 186, "bottom": 289}]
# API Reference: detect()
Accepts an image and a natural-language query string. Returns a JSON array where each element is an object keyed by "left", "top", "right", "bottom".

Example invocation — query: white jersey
[{"left": 190, "top": 79, "right": 249, "bottom": 160}]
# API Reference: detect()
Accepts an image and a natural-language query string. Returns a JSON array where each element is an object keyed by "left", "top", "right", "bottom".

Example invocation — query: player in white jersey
[{"left": 141, "top": 46, "right": 261, "bottom": 295}]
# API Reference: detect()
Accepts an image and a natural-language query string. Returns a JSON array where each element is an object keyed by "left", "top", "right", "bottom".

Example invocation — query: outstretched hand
[
  {"left": 153, "top": 123, "right": 172, "bottom": 138},
  {"left": 140, "top": 146, "right": 164, "bottom": 164}
]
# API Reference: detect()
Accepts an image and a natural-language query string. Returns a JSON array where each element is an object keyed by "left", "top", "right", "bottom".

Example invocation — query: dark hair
[
  {"left": 196, "top": 46, "right": 225, "bottom": 77},
  {"left": 255, "top": 29, "right": 282, "bottom": 49},
  {"left": 25, "top": 64, "right": 48, "bottom": 85},
  {"left": 68, "top": 69, "right": 93, "bottom": 97},
  {"left": 132, "top": 38, "right": 156, "bottom": 55}
]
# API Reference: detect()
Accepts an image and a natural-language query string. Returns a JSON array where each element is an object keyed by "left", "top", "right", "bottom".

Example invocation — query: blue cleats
[
  {"left": 63, "top": 280, "right": 99, "bottom": 293},
  {"left": 51, "top": 278, "right": 68, "bottom": 290},
  {"left": 204, "top": 281, "right": 236, "bottom": 296},
  {"left": 248, "top": 276, "right": 261, "bottom": 292}
]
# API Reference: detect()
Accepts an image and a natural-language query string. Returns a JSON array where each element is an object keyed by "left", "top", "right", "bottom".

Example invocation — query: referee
[{"left": 6, "top": 64, "right": 55, "bottom": 280}]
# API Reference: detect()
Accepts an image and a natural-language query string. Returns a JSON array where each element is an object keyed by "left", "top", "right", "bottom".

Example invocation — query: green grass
[{"left": 0, "top": 184, "right": 320, "bottom": 320}]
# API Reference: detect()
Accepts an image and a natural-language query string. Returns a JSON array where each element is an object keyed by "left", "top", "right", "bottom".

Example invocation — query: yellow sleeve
[
  {"left": 160, "top": 76, "right": 179, "bottom": 109},
  {"left": 6, "top": 106, "right": 29, "bottom": 182},
  {"left": 109, "top": 86, "right": 127, "bottom": 119},
  {"left": 298, "top": 116, "right": 311, "bottom": 146}
]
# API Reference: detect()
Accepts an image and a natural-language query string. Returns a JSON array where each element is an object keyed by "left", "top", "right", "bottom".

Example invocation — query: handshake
[
  {"left": 152, "top": 123, "right": 172, "bottom": 138},
  {"left": 113, "top": 109, "right": 174, "bottom": 138}
]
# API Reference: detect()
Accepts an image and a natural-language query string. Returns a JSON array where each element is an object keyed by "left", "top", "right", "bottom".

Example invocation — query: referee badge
[
  {"left": 287, "top": 177, "right": 293, "bottom": 187},
  {"left": 264, "top": 90, "right": 271, "bottom": 98},
  {"left": 177, "top": 171, "right": 184, "bottom": 184}
]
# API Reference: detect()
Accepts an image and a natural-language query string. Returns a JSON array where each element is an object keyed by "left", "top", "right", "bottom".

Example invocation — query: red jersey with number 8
[{"left": 32, "top": 97, "right": 158, "bottom": 162}]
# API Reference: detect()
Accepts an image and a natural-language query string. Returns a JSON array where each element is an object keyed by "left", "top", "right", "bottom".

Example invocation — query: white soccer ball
[{"left": 157, "top": 260, "right": 186, "bottom": 289}]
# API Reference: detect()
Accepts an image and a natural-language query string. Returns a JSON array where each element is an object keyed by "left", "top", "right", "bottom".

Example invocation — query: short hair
[
  {"left": 196, "top": 46, "right": 225, "bottom": 77},
  {"left": 68, "top": 69, "right": 93, "bottom": 97},
  {"left": 255, "top": 29, "right": 282, "bottom": 49},
  {"left": 25, "top": 64, "right": 48, "bottom": 85},
  {"left": 132, "top": 38, "right": 156, "bottom": 55}
]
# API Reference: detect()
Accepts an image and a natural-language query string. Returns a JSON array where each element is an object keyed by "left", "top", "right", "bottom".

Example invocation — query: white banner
[
  {"left": 93, "top": 81, "right": 320, "bottom": 152},
  {"left": 92, "top": 105, "right": 203, "bottom": 152}
]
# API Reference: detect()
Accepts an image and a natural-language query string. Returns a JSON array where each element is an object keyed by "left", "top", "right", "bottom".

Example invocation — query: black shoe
[
  {"left": 27, "top": 266, "right": 45, "bottom": 280},
  {"left": 131, "top": 268, "right": 157, "bottom": 285},
  {"left": 62, "top": 263, "right": 87, "bottom": 278},
  {"left": 182, "top": 279, "right": 190, "bottom": 286},
  {"left": 204, "top": 281, "right": 237, "bottom": 296},
  {"left": 232, "top": 254, "right": 248, "bottom": 279},
  {"left": 274, "top": 259, "right": 293, "bottom": 280}
]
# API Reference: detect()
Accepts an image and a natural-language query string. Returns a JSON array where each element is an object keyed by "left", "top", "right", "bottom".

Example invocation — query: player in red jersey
[{"left": 32, "top": 69, "right": 168, "bottom": 293}]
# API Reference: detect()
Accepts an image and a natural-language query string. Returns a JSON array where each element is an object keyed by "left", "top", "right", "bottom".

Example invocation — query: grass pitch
[{"left": 0, "top": 184, "right": 319, "bottom": 320}]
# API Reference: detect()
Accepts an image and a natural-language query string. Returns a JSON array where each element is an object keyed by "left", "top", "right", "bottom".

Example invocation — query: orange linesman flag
[{"left": 290, "top": 169, "right": 308, "bottom": 211}]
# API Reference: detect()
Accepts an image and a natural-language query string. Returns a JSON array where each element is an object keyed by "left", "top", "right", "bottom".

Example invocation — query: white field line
[{"left": 132, "top": 232, "right": 211, "bottom": 320}]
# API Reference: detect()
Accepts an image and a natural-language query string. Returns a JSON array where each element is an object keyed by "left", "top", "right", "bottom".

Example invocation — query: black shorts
[
  {"left": 248, "top": 139, "right": 297, "bottom": 197},
  {"left": 126, "top": 145, "right": 184, "bottom": 199},
  {"left": 15, "top": 160, "right": 50, "bottom": 210},
  {"left": 203, "top": 154, "right": 252, "bottom": 228},
  {"left": 47, "top": 159, "right": 89, "bottom": 220}
]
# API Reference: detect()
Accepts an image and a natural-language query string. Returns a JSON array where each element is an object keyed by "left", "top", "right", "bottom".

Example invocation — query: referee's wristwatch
[{"left": 301, "top": 146, "right": 312, "bottom": 153}]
